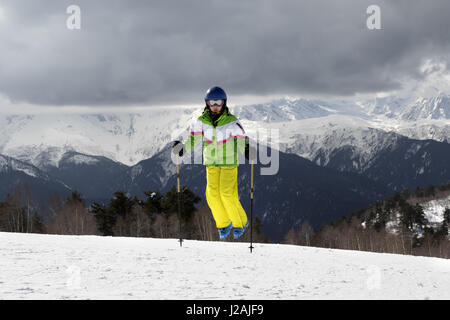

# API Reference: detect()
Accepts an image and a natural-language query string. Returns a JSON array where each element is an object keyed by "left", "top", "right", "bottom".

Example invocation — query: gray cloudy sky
[{"left": 0, "top": 0, "right": 449, "bottom": 109}]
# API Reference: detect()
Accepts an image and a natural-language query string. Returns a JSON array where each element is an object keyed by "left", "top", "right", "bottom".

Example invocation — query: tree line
[
  {"left": 3, "top": 182, "right": 448, "bottom": 258},
  {"left": 0, "top": 185, "right": 268, "bottom": 243},
  {"left": 284, "top": 183, "right": 450, "bottom": 259}
]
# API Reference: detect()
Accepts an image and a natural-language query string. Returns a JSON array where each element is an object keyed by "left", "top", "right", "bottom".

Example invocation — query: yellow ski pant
[{"left": 205, "top": 166, "right": 248, "bottom": 229}]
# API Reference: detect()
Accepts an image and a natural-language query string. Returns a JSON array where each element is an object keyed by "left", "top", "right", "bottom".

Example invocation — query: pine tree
[
  {"left": 373, "top": 201, "right": 386, "bottom": 231},
  {"left": 424, "top": 185, "right": 436, "bottom": 197},
  {"left": 399, "top": 202, "right": 415, "bottom": 230},
  {"left": 142, "top": 190, "right": 164, "bottom": 218},
  {"left": 413, "top": 203, "right": 427, "bottom": 230},
  {"left": 441, "top": 207, "right": 450, "bottom": 235},
  {"left": 31, "top": 212, "right": 45, "bottom": 233},
  {"left": 67, "top": 191, "right": 84, "bottom": 206},
  {"left": 91, "top": 202, "right": 116, "bottom": 236},
  {"left": 109, "top": 191, "right": 134, "bottom": 218},
  {"left": 162, "top": 186, "right": 201, "bottom": 222}
]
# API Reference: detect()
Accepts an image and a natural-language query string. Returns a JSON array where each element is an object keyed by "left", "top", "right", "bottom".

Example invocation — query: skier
[{"left": 172, "top": 86, "right": 255, "bottom": 240}]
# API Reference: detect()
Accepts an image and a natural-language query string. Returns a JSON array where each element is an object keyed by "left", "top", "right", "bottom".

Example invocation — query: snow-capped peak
[
  {"left": 401, "top": 93, "right": 450, "bottom": 121},
  {"left": 232, "top": 97, "right": 333, "bottom": 122},
  {"left": 0, "top": 154, "right": 45, "bottom": 178}
]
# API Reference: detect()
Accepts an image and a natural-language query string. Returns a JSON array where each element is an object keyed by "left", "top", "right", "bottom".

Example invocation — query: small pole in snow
[
  {"left": 249, "top": 161, "right": 254, "bottom": 253},
  {"left": 177, "top": 155, "right": 183, "bottom": 247}
]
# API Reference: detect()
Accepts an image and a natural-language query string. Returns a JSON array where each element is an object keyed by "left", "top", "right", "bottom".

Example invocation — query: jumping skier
[{"left": 172, "top": 86, "right": 255, "bottom": 240}]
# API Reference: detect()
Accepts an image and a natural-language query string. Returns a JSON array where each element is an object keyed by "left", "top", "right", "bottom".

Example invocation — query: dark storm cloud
[{"left": 0, "top": 0, "right": 449, "bottom": 106}]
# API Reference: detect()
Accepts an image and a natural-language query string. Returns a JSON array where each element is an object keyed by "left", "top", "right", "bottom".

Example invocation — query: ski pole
[
  {"left": 249, "top": 160, "right": 254, "bottom": 253},
  {"left": 177, "top": 154, "right": 183, "bottom": 247}
]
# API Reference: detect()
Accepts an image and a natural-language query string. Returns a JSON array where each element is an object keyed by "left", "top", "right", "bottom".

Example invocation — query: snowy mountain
[
  {"left": 271, "top": 116, "right": 401, "bottom": 169},
  {"left": 278, "top": 123, "right": 450, "bottom": 191},
  {"left": 0, "top": 108, "right": 198, "bottom": 167},
  {"left": 401, "top": 94, "right": 450, "bottom": 121},
  {"left": 1, "top": 231, "right": 449, "bottom": 299},
  {"left": 395, "top": 121, "right": 450, "bottom": 144},
  {"left": 358, "top": 95, "right": 411, "bottom": 118},
  {"left": 45, "top": 151, "right": 129, "bottom": 200},
  {"left": 0, "top": 153, "right": 44, "bottom": 178},
  {"left": 0, "top": 93, "right": 448, "bottom": 172},
  {"left": 361, "top": 138, "right": 450, "bottom": 191},
  {"left": 232, "top": 98, "right": 334, "bottom": 122},
  {"left": 243, "top": 113, "right": 450, "bottom": 189},
  {"left": 354, "top": 93, "right": 450, "bottom": 121},
  {"left": 0, "top": 154, "right": 71, "bottom": 203}
]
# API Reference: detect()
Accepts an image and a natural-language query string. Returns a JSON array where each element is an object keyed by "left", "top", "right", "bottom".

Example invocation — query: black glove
[
  {"left": 245, "top": 144, "right": 257, "bottom": 161},
  {"left": 172, "top": 140, "right": 185, "bottom": 157}
]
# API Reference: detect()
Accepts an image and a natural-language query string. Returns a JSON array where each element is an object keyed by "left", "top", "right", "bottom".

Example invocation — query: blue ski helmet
[{"left": 205, "top": 86, "right": 227, "bottom": 101}]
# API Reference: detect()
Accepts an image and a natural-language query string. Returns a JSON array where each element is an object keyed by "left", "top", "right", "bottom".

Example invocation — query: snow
[
  {"left": 65, "top": 154, "right": 100, "bottom": 166},
  {"left": 232, "top": 98, "right": 333, "bottom": 122},
  {"left": 0, "top": 154, "right": 41, "bottom": 178},
  {"left": 378, "top": 195, "right": 450, "bottom": 236},
  {"left": 422, "top": 195, "right": 450, "bottom": 226},
  {"left": 0, "top": 232, "right": 449, "bottom": 300}
]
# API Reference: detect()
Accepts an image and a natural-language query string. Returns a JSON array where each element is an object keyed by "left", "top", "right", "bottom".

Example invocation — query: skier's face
[{"left": 206, "top": 99, "right": 224, "bottom": 113}]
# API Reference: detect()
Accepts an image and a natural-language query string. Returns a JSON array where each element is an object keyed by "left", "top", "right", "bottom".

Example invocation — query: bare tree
[
  {"left": 47, "top": 193, "right": 96, "bottom": 235},
  {"left": 192, "top": 206, "right": 216, "bottom": 241}
]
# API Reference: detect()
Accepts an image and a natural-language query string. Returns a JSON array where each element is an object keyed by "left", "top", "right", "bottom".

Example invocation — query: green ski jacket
[{"left": 183, "top": 106, "right": 249, "bottom": 166}]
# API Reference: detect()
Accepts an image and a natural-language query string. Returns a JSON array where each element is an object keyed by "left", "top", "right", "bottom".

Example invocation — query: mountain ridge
[{"left": 0, "top": 93, "right": 448, "bottom": 169}]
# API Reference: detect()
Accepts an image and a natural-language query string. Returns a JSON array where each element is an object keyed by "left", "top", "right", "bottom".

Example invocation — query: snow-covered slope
[
  {"left": 0, "top": 154, "right": 72, "bottom": 202},
  {"left": 0, "top": 154, "right": 42, "bottom": 178},
  {"left": 232, "top": 98, "right": 334, "bottom": 122},
  {"left": 365, "top": 190, "right": 450, "bottom": 237},
  {"left": 255, "top": 114, "right": 402, "bottom": 170},
  {"left": 422, "top": 194, "right": 450, "bottom": 227},
  {"left": 0, "top": 153, "right": 69, "bottom": 186},
  {"left": 355, "top": 93, "right": 450, "bottom": 121},
  {"left": 0, "top": 232, "right": 449, "bottom": 300},
  {"left": 238, "top": 96, "right": 450, "bottom": 171},
  {"left": 0, "top": 108, "right": 198, "bottom": 167},
  {"left": 401, "top": 94, "right": 450, "bottom": 121},
  {"left": 396, "top": 121, "right": 450, "bottom": 144}
]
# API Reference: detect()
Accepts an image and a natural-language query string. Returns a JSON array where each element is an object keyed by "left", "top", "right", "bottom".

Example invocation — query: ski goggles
[{"left": 207, "top": 99, "right": 224, "bottom": 106}]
